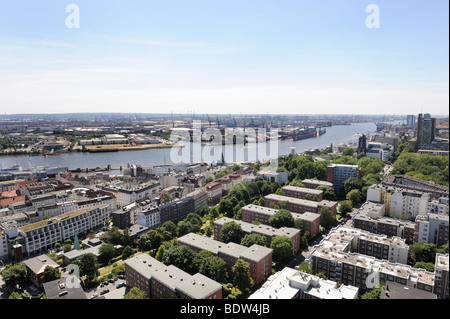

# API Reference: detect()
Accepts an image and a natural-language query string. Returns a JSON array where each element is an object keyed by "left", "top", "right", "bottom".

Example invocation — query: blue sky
[{"left": 0, "top": 0, "right": 448, "bottom": 115}]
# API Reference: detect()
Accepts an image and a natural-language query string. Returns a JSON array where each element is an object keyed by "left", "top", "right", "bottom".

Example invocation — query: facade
[
  {"left": 301, "top": 179, "right": 333, "bottom": 190},
  {"left": 365, "top": 142, "right": 394, "bottom": 162},
  {"left": 282, "top": 185, "right": 324, "bottom": 201},
  {"left": 205, "top": 182, "right": 223, "bottom": 204},
  {"left": 264, "top": 194, "right": 337, "bottom": 216},
  {"left": 326, "top": 164, "right": 361, "bottom": 197},
  {"left": 158, "top": 196, "right": 195, "bottom": 225},
  {"left": 178, "top": 233, "right": 273, "bottom": 286},
  {"left": 125, "top": 254, "right": 222, "bottom": 299},
  {"left": 213, "top": 217, "right": 300, "bottom": 253},
  {"left": 381, "top": 174, "right": 449, "bottom": 199},
  {"left": 352, "top": 201, "right": 417, "bottom": 244},
  {"left": 14, "top": 205, "right": 110, "bottom": 256},
  {"left": 185, "top": 189, "right": 208, "bottom": 214},
  {"left": 136, "top": 206, "right": 161, "bottom": 229},
  {"left": 241, "top": 204, "right": 320, "bottom": 238},
  {"left": 414, "top": 214, "right": 449, "bottom": 247},
  {"left": 416, "top": 113, "right": 436, "bottom": 150},
  {"left": 102, "top": 182, "right": 161, "bottom": 207},
  {"left": 406, "top": 115, "right": 416, "bottom": 128},
  {"left": 249, "top": 268, "right": 359, "bottom": 299},
  {"left": 434, "top": 254, "right": 449, "bottom": 299},
  {"left": 256, "top": 170, "right": 288, "bottom": 185},
  {"left": 367, "top": 183, "right": 448, "bottom": 220}
]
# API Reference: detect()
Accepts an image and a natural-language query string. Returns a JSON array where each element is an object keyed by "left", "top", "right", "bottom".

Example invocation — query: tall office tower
[
  {"left": 357, "top": 134, "right": 367, "bottom": 154},
  {"left": 416, "top": 113, "right": 436, "bottom": 150},
  {"left": 406, "top": 115, "right": 416, "bottom": 128}
]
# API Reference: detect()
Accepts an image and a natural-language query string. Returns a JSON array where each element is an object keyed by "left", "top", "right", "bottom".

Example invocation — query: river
[{"left": 0, "top": 123, "right": 376, "bottom": 170}]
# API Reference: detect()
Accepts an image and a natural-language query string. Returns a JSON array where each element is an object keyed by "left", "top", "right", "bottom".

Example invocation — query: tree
[
  {"left": 124, "top": 287, "right": 148, "bottom": 299},
  {"left": 360, "top": 288, "right": 381, "bottom": 299},
  {"left": 305, "top": 194, "right": 319, "bottom": 202},
  {"left": 79, "top": 253, "right": 99, "bottom": 280},
  {"left": 147, "top": 230, "right": 165, "bottom": 250},
  {"left": 317, "top": 185, "right": 337, "bottom": 201},
  {"left": 122, "top": 246, "right": 134, "bottom": 260},
  {"left": 268, "top": 209, "right": 295, "bottom": 228},
  {"left": 193, "top": 250, "right": 214, "bottom": 272},
  {"left": 218, "top": 198, "right": 235, "bottom": 217},
  {"left": 42, "top": 266, "right": 61, "bottom": 283},
  {"left": 240, "top": 233, "right": 267, "bottom": 247},
  {"left": 177, "top": 221, "right": 196, "bottom": 237},
  {"left": 343, "top": 148, "right": 355, "bottom": 157},
  {"left": 220, "top": 222, "right": 244, "bottom": 244},
  {"left": 339, "top": 200, "right": 353, "bottom": 216},
  {"left": 155, "top": 239, "right": 178, "bottom": 262},
  {"left": 232, "top": 259, "right": 254, "bottom": 292},
  {"left": 270, "top": 235, "right": 294, "bottom": 266},
  {"left": 319, "top": 206, "right": 336, "bottom": 230},
  {"left": 294, "top": 218, "right": 304, "bottom": 230},
  {"left": 162, "top": 245, "right": 196, "bottom": 274},
  {"left": 414, "top": 261, "right": 435, "bottom": 272},
  {"left": 346, "top": 189, "right": 362, "bottom": 206},
  {"left": 343, "top": 177, "right": 364, "bottom": 195},
  {"left": 98, "top": 243, "right": 116, "bottom": 264},
  {"left": 0, "top": 263, "right": 27, "bottom": 287},
  {"left": 199, "top": 256, "right": 229, "bottom": 284},
  {"left": 137, "top": 233, "right": 153, "bottom": 251},
  {"left": 297, "top": 262, "right": 312, "bottom": 274},
  {"left": 300, "top": 232, "right": 310, "bottom": 250},
  {"left": 409, "top": 242, "right": 437, "bottom": 264}
]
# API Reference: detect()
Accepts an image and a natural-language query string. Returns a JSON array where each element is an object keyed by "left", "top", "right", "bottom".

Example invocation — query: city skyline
[{"left": 0, "top": 0, "right": 448, "bottom": 115}]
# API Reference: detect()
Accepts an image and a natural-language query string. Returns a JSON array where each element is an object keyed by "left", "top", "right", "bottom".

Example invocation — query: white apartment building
[
  {"left": 103, "top": 182, "right": 162, "bottom": 207},
  {"left": 136, "top": 206, "right": 161, "bottom": 229},
  {"left": 367, "top": 184, "right": 447, "bottom": 220},
  {"left": 14, "top": 205, "right": 110, "bottom": 256},
  {"left": 365, "top": 142, "right": 394, "bottom": 162},
  {"left": 414, "top": 213, "right": 449, "bottom": 247}
]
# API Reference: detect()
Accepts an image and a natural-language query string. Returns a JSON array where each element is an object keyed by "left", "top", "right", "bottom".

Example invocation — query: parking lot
[{"left": 85, "top": 276, "right": 127, "bottom": 299}]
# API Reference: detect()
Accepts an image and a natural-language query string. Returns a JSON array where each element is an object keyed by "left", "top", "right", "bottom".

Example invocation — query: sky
[{"left": 0, "top": 0, "right": 448, "bottom": 115}]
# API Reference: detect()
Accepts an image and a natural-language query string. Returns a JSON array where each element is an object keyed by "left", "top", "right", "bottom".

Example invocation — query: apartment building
[
  {"left": 22, "top": 254, "right": 60, "bottom": 288},
  {"left": 12, "top": 205, "right": 109, "bottom": 256},
  {"left": 257, "top": 170, "right": 288, "bottom": 185},
  {"left": 185, "top": 189, "right": 208, "bottom": 214},
  {"left": 308, "top": 247, "right": 435, "bottom": 295},
  {"left": 367, "top": 184, "right": 448, "bottom": 220},
  {"left": 205, "top": 181, "right": 223, "bottom": 204},
  {"left": 178, "top": 233, "right": 273, "bottom": 286},
  {"left": 136, "top": 206, "right": 161, "bottom": 229},
  {"left": 213, "top": 217, "right": 300, "bottom": 253},
  {"left": 249, "top": 267, "right": 359, "bottom": 299},
  {"left": 326, "top": 164, "right": 360, "bottom": 197},
  {"left": 282, "top": 185, "right": 324, "bottom": 201},
  {"left": 382, "top": 174, "right": 449, "bottom": 199},
  {"left": 319, "top": 225, "right": 409, "bottom": 264},
  {"left": 125, "top": 254, "right": 222, "bottom": 299},
  {"left": 102, "top": 182, "right": 161, "bottom": 207},
  {"left": 241, "top": 204, "right": 320, "bottom": 238},
  {"left": 301, "top": 179, "right": 333, "bottom": 190},
  {"left": 434, "top": 254, "right": 449, "bottom": 299},
  {"left": 264, "top": 194, "right": 337, "bottom": 216},
  {"left": 158, "top": 196, "right": 194, "bottom": 225},
  {"left": 414, "top": 213, "right": 449, "bottom": 247}
]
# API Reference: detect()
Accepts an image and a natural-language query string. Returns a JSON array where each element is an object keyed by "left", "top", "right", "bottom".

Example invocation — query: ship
[{"left": 0, "top": 164, "right": 23, "bottom": 172}]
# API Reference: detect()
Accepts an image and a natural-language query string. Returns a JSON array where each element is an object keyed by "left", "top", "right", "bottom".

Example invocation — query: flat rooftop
[{"left": 214, "top": 217, "right": 300, "bottom": 238}]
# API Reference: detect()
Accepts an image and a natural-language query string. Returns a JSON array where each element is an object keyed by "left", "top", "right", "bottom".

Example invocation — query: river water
[{"left": 1, "top": 123, "right": 376, "bottom": 170}]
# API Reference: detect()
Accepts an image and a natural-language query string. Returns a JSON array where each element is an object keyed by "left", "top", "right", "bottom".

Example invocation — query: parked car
[
  {"left": 91, "top": 293, "right": 99, "bottom": 299},
  {"left": 116, "top": 281, "right": 125, "bottom": 289},
  {"left": 100, "top": 289, "right": 109, "bottom": 295}
]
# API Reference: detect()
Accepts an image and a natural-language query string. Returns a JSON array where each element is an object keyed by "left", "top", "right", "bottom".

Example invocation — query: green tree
[
  {"left": 409, "top": 242, "right": 437, "bottom": 264},
  {"left": 268, "top": 209, "right": 295, "bottom": 228},
  {"left": 98, "top": 243, "right": 116, "bottom": 264},
  {"left": 270, "top": 235, "right": 294, "bottom": 266},
  {"left": 121, "top": 246, "right": 134, "bottom": 260},
  {"left": 42, "top": 266, "right": 61, "bottom": 283},
  {"left": 199, "top": 256, "right": 229, "bottom": 284},
  {"left": 339, "top": 200, "right": 353, "bottom": 216},
  {"left": 343, "top": 177, "right": 364, "bottom": 196},
  {"left": 79, "top": 253, "right": 99, "bottom": 280},
  {"left": 305, "top": 194, "right": 319, "bottom": 202},
  {"left": 240, "top": 233, "right": 268, "bottom": 247},
  {"left": 413, "top": 261, "right": 435, "bottom": 272},
  {"left": 343, "top": 148, "right": 355, "bottom": 157},
  {"left": 360, "top": 288, "right": 381, "bottom": 299},
  {"left": 297, "top": 262, "right": 313, "bottom": 274},
  {"left": 232, "top": 259, "right": 254, "bottom": 292},
  {"left": 193, "top": 250, "right": 214, "bottom": 272},
  {"left": 124, "top": 287, "right": 148, "bottom": 299},
  {"left": 346, "top": 189, "right": 362, "bottom": 206},
  {"left": 0, "top": 263, "right": 27, "bottom": 287},
  {"left": 319, "top": 206, "right": 336, "bottom": 230},
  {"left": 317, "top": 185, "right": 337, "bottom": 201},
  {"left": 220, "top": 222, "right": 244, "bottom": 244},
  {"left": 162, "top": 245, "right": 196, "bottom": 274}
]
